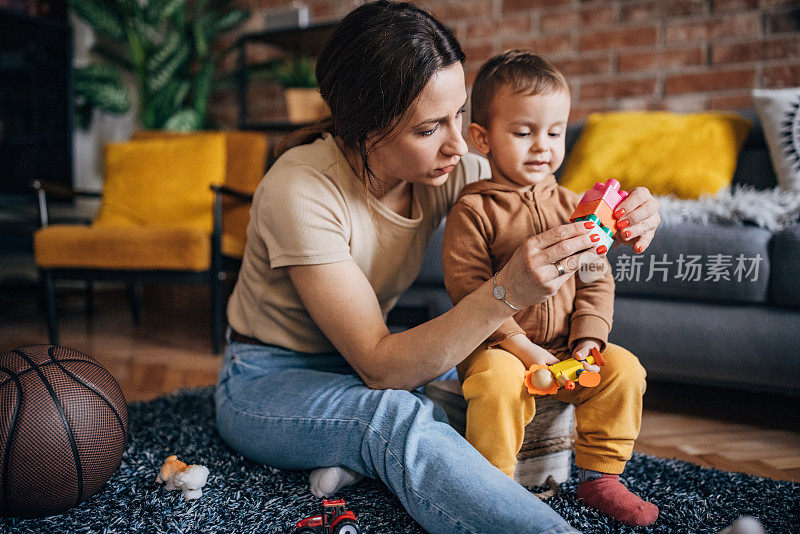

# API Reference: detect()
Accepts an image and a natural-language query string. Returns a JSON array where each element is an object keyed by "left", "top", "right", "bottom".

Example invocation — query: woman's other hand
[
  {"left": 612, "top": 187, "right": 660, "bottom": 254},
  {"left": 498, "top": 334, "right": 559, "bottom": 370},
  {"left": 495, "top": 220, "right": 606, "bottom": 309}
]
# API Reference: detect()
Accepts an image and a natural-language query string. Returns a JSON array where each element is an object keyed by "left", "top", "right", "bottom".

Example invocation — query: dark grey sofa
[{"left": 393, "top": 111, "right": 800, "bottom": 395}]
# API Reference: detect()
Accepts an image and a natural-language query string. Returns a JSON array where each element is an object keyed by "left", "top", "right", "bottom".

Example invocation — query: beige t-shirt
[{"left": 226, "top": 132, "right": 490, "bottom": 353}]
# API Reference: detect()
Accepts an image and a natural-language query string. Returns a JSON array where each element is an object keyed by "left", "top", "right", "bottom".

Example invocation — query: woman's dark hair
[{"left": 274, "top": 1, "right": 465, "bottom": 190}]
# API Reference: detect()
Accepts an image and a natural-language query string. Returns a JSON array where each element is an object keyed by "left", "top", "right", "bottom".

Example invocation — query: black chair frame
[
  {"left": 210, "top": 183, "right": 254, "bottom": 353},
  {"left": 32, "top": 180, "right": 253, "bottom": 354}
]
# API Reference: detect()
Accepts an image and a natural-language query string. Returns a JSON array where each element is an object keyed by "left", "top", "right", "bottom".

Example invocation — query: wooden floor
[{"left": 2, "top": 283, "right": 799, "bottom": 483}]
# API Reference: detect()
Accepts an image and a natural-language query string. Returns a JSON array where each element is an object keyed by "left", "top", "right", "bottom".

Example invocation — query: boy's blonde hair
[{"left": 471, "top": 50, "right": 569, "bottom": 127}]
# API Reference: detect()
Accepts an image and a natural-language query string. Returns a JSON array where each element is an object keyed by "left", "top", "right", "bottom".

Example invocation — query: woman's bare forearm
[{"left": 368, "top": 279, "right": 516, "bottom": 390}]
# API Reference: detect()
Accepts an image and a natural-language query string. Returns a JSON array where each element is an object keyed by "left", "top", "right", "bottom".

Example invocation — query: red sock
[{"left": 577, "top": 474, "right": 659, "bottom": 527}]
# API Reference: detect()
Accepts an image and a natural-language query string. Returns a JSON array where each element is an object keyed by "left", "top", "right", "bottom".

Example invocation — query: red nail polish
[
  {"left": 615, "top": 208, "right": 626, "bottom": 218},
  {"left": 596, "top": 245, "right": 607, "bottom": 254},
  {"left": 590, "top": 233, "right": 600, "bottom": 242},
  {"left": 635, "top": 244, "right": 643, "bottom": 253},
  {"left": 617, "top": 219, "right": 630, "bottom": 229},
  {"left": 623, "top": 229, "right": 632, "bottom": 239},
  {"left": 584, "top": 222, "right": 595, "bottom": 229}
]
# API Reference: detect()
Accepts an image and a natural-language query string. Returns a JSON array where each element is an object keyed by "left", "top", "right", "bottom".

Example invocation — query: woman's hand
[
  {"left": 612, "top": 187, "right": 660, "bottom": 253},
  {"left": 495, "top": 220, "right": 606, "bottom": 309},
  {"left": 498, "top": 334, "right": 559, "bottom": 370}
]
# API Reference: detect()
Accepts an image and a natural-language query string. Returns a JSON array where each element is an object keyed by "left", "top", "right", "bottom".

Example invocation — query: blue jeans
[{"left": 214, "top": 338, "right": 579, "bottom": 534}]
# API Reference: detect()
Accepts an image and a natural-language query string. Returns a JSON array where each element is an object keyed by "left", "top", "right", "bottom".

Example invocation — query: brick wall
[{"left": 211, "top": 0, "right": 800, "bottom": 127}]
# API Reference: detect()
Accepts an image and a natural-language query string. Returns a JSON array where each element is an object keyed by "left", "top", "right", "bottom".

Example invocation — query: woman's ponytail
[{"left": 273, "top": 117, "right": 333, "bottom": 158}]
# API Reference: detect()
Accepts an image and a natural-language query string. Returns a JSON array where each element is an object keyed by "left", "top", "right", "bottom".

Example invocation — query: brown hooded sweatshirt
[{"left": 442, "top": 174, "right": 615, "bottom": 356}]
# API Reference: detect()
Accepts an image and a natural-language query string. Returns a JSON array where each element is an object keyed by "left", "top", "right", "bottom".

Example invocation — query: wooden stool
[{"left": 424, "top": 379, "right": 574, "bottom": 487}]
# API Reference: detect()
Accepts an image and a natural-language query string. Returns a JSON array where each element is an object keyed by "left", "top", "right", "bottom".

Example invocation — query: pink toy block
[
  {"left": 577, "top": 179, "right": 629, "bottom": 211},
  {"left": 570, "top": 198, "right": 617, "bottom": 233}
]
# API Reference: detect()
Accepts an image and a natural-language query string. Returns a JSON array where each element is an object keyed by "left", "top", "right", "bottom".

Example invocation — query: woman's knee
[
  {"left": 365, "top": 389, "right": 455, "bottom": 464},
  {"left": 370, "top": 389, "right": 436, "bottom": 431}
]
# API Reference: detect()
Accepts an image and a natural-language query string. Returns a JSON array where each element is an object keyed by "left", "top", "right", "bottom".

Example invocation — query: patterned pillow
[{"left": 752, "top": 87, "right": 800, "bottom": 192}]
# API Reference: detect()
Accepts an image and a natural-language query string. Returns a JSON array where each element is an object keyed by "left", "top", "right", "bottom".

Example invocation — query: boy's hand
[
  {"left": 572, "top": 339, "right": 602, "bottom": 372},
  {"left": 499, "top": 334, "right": 559, "bottom": 369}
]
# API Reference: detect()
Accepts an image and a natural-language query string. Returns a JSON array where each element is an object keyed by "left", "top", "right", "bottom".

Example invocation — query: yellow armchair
[{"left": 33, "top": 130, "right": 267, "bottom": 353}]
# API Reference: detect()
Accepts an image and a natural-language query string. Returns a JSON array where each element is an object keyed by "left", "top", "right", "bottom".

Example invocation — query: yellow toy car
[{"left": 523, "top": 348, "right": 606, "bottom": 395}]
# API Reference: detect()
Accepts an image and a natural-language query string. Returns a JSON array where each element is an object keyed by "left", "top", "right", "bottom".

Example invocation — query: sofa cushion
[
  {"left": 752, "top": 88, "right": 800, "bottom": 192},
  {"left": 731, "top": 110, "right": 779, "bottom": 190},
  {"left": 610, "top": 297, "right": 800, "bottom": 394},
  {"left": 559, "top": 110, "right": 778, "bottom": 192},
  {"left": 96, "top": 134, "right": 227, "bottom": 232},
  {"left": 34, "top": 224, "right": 210, "bottom": 271},
  {"left": 608, "top": 222, "right": 771, "bottom": 304},
  {"left": 770, "top": 222, "right": 800, "bottom": 308},
  {"left": 559, "top": 111, "right": 752, "bottom": 199},
  {"left": 132, "top": 130, "right": 269, "bottom": 259}
]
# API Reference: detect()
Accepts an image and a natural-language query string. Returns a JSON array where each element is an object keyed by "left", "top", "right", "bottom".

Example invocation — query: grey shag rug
[
  {"left": 657, "top": 185, "right": 800, "bottom": 231},
  {"left": 2, "top": 387, "right": 798, "bottom": 534}
]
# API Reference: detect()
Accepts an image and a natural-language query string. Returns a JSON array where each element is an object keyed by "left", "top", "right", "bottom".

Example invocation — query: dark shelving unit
[
  {"left": 236, "top": 21, "right": 338, "bottom": 132},
  {"left": 0, "top": 7, "right": 72, "bottom": 194},
  {"left": 0, "top": 4, "right": 72, "bottom": 281}
]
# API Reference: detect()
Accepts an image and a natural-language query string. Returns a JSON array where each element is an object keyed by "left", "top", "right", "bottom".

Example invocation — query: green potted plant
[
  {"left": 73, "top": 63, "right": 131, "bottom": 130},
  {"left": 68, "top": 0, "right": 249, "bottom": 132},
  {"left": 267, "top": 54, "right": 328, "bottom": 124}
]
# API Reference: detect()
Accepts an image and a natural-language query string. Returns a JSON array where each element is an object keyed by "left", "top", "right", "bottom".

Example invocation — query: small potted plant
[{"left": 270, "top": 54, "right": 328, "bottom": 124}]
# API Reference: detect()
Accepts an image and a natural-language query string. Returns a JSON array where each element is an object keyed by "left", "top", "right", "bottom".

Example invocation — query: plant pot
[{"left": 284, "top": 87, "right": 328, "bottom": 124}]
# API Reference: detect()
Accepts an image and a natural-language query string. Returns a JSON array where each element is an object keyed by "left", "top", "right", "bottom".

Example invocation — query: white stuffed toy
[{"left": 156, "top": 455, "right": 210, "bottom": 500}]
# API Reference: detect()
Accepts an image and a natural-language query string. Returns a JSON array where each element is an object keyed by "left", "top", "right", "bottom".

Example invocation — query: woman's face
[{"left": 366, "top": 62, "right": 470, "bottom": 190}]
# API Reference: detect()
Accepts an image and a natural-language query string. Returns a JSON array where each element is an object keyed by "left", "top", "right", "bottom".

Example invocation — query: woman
[{"left": 215, "top": 2, "right": 660, "bottom": 533}]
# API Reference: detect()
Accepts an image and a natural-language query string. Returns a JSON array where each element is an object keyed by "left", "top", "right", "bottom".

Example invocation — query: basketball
[{"left": 0, "top": 345, "right": 128, "bottom": 518}]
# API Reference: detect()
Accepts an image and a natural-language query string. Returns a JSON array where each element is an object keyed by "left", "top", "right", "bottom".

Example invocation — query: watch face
[{"left": 493, "top": 285, "right": 506, "bottom": 299}]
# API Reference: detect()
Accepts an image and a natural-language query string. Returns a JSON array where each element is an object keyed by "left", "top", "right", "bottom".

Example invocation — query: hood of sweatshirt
[{"left": 456, "top": 174, "right": 560, "bottom": 202}]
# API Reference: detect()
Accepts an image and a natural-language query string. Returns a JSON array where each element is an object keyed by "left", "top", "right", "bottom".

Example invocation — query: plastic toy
[
  {"left": 570, "top": 179, "right": 629, "bottom": 251},
  {"left": 293, "top": 498, "right": 361, "bottom": 533},
  {"left": 523, "top": 347, "right": 606, "bottom": 395},
  {"left": 155, "top": 455, "right": 210, "bottom": 500}
]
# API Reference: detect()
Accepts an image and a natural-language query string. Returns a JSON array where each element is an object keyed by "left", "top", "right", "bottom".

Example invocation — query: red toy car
[{"left": 293, "top": 498, "right": 361, "bottom": 534}]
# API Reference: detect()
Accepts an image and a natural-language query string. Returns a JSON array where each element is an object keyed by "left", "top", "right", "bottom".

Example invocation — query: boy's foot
[
  {"left": 309, "top": 466, "right": 364, "bottom": 498},
  {"left": 577, "top": 473, "right": 659, "bottom": 527}
]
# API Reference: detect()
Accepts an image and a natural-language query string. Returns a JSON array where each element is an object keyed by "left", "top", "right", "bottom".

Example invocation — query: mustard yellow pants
[{"left": 456, "top": 343, "right": 647, "bottom": 478}]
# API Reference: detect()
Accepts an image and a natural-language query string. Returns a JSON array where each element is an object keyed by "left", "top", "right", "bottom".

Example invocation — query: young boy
[{"left": 442, "top": 50, "right": 658, "bottom": 527}]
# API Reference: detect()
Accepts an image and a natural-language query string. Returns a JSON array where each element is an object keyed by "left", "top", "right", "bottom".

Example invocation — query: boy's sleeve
[
  {"left": 570, "top": 257, "right": 615, "bottom": 351},
  {"left": 442, "top": 200, "right": 526, "bottom": 346}
]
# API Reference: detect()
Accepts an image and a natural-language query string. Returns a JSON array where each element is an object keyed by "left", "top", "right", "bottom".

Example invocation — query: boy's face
[{"left": 469, "top": 84, "right": 570, "bottom": 187}]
